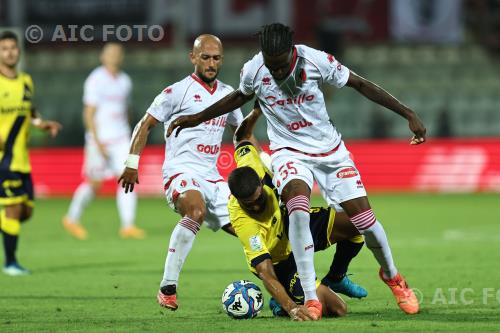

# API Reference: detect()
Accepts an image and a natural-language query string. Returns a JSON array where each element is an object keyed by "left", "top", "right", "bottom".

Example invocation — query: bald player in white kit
[
  {"left": 119, "top": 35, "right": 247, "bottom": 311},
  {"left": 63, "top": 43, "right": 145, "bottom": 240}
]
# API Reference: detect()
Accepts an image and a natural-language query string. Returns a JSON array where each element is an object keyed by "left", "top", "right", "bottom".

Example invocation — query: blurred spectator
[
  {"left": 436, "top": 106, "right": 453, "bottom": 138},
  {"left": 369, "top": 109, "right": 391, "bottom": 138},
  {"left": 315, "top": 0, "right": 382, "bottom": 57},
  {"left": 390, "top": 0, "right": 464, "bottom": 43}
]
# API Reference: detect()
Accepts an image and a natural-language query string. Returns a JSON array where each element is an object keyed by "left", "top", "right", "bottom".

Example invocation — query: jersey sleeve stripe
[{"left": 250, "top": 253, "right": 272, "bottom": 268}]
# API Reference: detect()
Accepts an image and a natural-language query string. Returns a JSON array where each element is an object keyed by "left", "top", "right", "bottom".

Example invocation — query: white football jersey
[
  {"left": 147, "top": 74, "right": 244, "bottom": 183},
  {"left": 83, "top": 66, "right": 132, "bottom": 143},
  {"left": 239, "top": 44, "right": 350, "bottom": 154}
]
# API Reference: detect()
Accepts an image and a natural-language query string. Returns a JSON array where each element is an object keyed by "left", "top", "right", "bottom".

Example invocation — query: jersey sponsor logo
[
  {"left": 265, "top": 94, "right": 315, "bottom": 107},
  {"left": 287, "top": 119, "right": 313, "bottom": 131},
  {"left": 249, "top": 235, "right": 263, "bottom": 251},
  {"left": 204, "top": 116, "right": 227, "bottom": 128},
  {"left": 304, "top": 244, "right": 314, "bottom": 251},
  {"left": 169, "top": 248, "right": 176, "bottom": 253},
  {"left": 262, "top": 77, "right": 272, "bottom": 85},
  {"left": 196, "top": 144, "right": 220, "bottom": 155},
  {"left": 336, "top": 167, "right": 358, "bottom": 178},
  {"left": 0, "top": 105, "right": 31, "bottom": 115},
  {"left": 327, "top": 53, "right": 343, "bottom": 70},
  {"left": 237, "top": 146, "right": 251, "bottom": 157},
  {"left": 194, "top": 94, "right": 202, "bottom": 102},
  {"left": 356, "top": 179, "right": 364, "bottom": 188}
]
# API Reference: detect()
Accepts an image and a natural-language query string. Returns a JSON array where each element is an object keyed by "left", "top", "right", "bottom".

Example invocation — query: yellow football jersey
[
  {"left": 0, "top": 72, "right": 34, "bottom": 173},
  {"left": 228, "top": 143, "right": 291, "bottom": 275}
]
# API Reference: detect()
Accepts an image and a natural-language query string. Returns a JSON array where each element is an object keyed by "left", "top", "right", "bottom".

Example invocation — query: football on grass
[{"left": 221, "top": 280, "right": 264, "bottom": 319}]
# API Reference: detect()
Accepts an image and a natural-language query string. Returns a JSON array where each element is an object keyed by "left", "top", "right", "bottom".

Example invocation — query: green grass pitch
[{"left": 1, "top": 193, "right": 499, "bottom": 332}]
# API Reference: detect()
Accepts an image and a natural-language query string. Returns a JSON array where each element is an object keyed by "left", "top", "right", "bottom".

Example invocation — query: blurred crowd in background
[{"left": 1, "top": 0, "right": 499, "bottom": 146}]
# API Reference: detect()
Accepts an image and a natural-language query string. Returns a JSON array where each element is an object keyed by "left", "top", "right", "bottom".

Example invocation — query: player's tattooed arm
[
  {"left": 167, "top": 89, "right": 254, "bottom": 137},
  {"left": 346, "top": 71, "right": 426, "bottom": 145},
  {"left": 256, "top": 259, "right": 315, "bottom": 321},
  {"left": 118, "top": 113, "right": 159, "bottom": 193}
]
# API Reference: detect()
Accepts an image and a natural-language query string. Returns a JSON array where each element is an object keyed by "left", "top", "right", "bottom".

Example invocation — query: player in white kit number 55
[
  {"left": 168, "top": 23, "right": 426, "bottom": 317},
  {"left": 119, "top": 35, "right": 247, "bottom": 311}
]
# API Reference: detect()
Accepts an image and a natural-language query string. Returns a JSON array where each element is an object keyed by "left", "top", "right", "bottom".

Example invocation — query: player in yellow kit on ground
[
  {"left": 0, "top": 31, "right": 61, "bottom": 276},
  {"left": 227, "top": 105, "right": 369, "bottom": 320}
]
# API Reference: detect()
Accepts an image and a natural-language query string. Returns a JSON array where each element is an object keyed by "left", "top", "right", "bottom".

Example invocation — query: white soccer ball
[{"left": 221, "top": 280, "right": 264, "bottom": 319}]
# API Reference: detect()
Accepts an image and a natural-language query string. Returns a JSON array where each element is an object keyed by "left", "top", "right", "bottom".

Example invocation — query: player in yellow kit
[
  {"left": 0, "top": 31, "right": 61, "bottom": 276},
  {"left": 227, "top": 104, "right": 367, "bottom": 320}
]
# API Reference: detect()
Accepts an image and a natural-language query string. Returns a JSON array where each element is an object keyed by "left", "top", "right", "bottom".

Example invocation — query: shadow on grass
[{"left": 34, "top": 261, "right": 135, "bottom": 273}]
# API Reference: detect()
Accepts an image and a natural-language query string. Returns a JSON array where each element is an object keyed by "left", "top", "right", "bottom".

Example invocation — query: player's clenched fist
[
  {"left": 118, "top": 167, "right": 139, "bottom": 193},
  {"left": 166, "top": 114, "right": 201, "bottom": 137},
  {"left": 408, "top": 113, "right": 426, "bottom": 145},
  {"left": 289, "top": 305, "right": 316, "bottom": 321}
]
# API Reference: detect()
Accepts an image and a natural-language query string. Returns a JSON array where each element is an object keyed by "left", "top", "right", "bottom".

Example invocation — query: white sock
[
  {"left": 160, "top": 216, "right": 200, "bottom": 288},
  {"left": 116, "top": 187, "right": 137, "bottom": 228},
  {"left": 286, "top": 196, "right": 318, "bottom": 302},
  {"left": 350, "top": 209, "right": 397, "bottom": 279},
  {"left": 67, "top": 182, "right": 95, "bottom": 221}
]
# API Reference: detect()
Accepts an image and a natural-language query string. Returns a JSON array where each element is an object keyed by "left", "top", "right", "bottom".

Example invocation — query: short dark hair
[
  {"left": 0, "top": 31, "right": 19, "bottom": 43},
  {"left": 228, "top": 167, "right": 261, "bottom": 199},
  {"left": 258, "top": 23, "right": 294, "bottom": 56}
]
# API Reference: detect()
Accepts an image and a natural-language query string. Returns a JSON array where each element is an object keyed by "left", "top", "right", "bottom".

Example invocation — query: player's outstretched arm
[
  {"left": 118, "top": 113, "right": 159, "bottom": 193},
  {"left": 167, "top": 89, "right": 254, "bottom": 137},
  {"left": 255, "top": 259, "right": 315, "bottom": 321},
  {"left": 31, "top": 110, "right": 62, "bottom": 138},
  {"left": 346, "top": 71, "right": 426, "bottom": 145},
  {"left": 233, "top": 100, "right": 262, "bottom": 147}
]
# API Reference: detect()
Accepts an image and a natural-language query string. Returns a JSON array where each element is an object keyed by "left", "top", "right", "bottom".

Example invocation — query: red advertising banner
[{"left": 30, "top": 139, "right": 500, "bottom": 197}]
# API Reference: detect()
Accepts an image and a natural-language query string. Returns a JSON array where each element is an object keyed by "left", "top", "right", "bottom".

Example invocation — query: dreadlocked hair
[{"left": 258, "top": 23, "right": 294, "bottom": 56}]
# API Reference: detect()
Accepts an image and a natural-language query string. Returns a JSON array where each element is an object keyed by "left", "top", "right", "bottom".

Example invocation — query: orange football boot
[
  {"left": 304, "top": 299, "right": 322, "bottom": 320},
  {"left": 119, "top": 226, "right": 146, "bottom": 239},
  {"left": 157, "top": 290, "right": 178, "bottom": 311},
  {"left": 62, "top": 217, "right": 88, "bottom": 240},
  {"left": 379, "top": 268, "right": 419, "bottom": 314}
]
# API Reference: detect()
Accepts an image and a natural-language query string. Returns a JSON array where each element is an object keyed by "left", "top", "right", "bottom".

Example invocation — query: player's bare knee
[
  {"left": 89, "top": 180, "right": 102, "bottom": 192},
  {"left": 5, "top": 204, "right": 23, "bottom": 220},
  {"left": 282, "top": 179, "right": 310, "bottom": 203},
  {"left": 185, "top": 206, "right": 206, "bottom": 224}
]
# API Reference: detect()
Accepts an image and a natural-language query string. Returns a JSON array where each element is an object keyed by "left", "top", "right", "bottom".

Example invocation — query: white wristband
[
  {"left": 125, "top": 154, "right": 140, "bottom": 169},
  {"left": 31, "top": 118, "right": 42, "bottom": 126}
]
